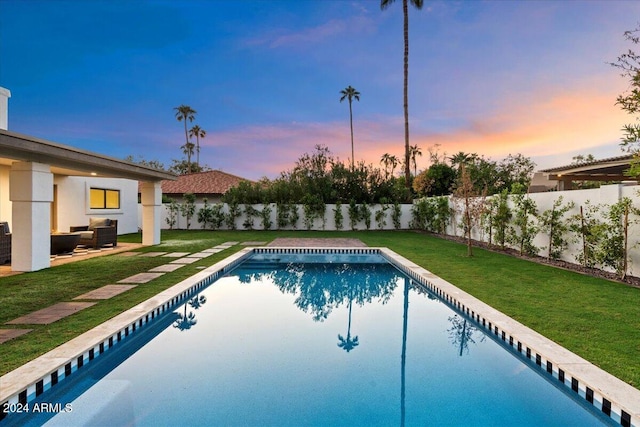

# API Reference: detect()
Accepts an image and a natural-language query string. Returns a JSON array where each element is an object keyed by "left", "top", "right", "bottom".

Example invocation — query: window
[{"left": 90, "top": 188, "right": 120, "bottom": 209}]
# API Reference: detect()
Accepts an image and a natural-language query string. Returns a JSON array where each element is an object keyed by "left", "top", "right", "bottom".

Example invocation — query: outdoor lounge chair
[
  {"left": 70, "top": 218, "right": 118, "bottom": 248},
  {"left": 0, "top": 222, "right": 10, "bottom": 264}
]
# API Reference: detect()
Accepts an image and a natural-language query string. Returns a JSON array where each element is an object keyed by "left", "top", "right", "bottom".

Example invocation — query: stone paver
[
  {"left": 73, "top": 285, "right": 137, "bottom": 300},
  {"left": 6, "top": 302, "right": 96, "bottom": 325},
  {"left": 241, "top": 241, "right": 267, "bottom": 246},
  {"left": 185, "top": 252, "right": 210, "bottom": 259},
  {"left": 149, "top": 264, "right": 184, "bottom": 273},
  {"left": 0, "top": 329, "right": 32, "bottom": 344},
  {"left": 117, "top": 251, "right": 141, "bottom": 257},
  {"left": 169, "top": 257, "right": 200, "bottom": 265},
  {"left": 162, "top": 252, "right": 190, "bottom": 258},
  {"left": 139, "top": 252, "right": 168, "bottom": 257},
  {"left": 117, "top": 272, "right": 165, "bottom": 284},
  {"left": 268, "top": 238, "right": 367, "bottom": 247},
  {"left": 201, "top": 248, "right": 222, "bottom": 253}
]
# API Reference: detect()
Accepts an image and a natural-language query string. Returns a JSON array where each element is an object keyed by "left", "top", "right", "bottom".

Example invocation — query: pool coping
[{"left": 1, "top": 246, "right": 638, "bottom": 426}]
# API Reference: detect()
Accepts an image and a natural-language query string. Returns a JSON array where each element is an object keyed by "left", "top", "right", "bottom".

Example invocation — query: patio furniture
[
  {"left": 70, "top": 218, "right": 118, "bottom": 248},
  {"left": 50, "top": 232, "right": 82, "bottom": 255},
  {"left": 0, "top": 222, "right": 10, "bottom": 264}
]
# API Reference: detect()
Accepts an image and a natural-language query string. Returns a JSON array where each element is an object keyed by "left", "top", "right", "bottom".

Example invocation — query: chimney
[{"left": 0, "top": 87, "right": 11, "bottom": 130}]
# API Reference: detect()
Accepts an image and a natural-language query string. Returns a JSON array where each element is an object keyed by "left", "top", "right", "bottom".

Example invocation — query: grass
[{"left": 1, "top": 230, "right": 639, "bottom": 390}]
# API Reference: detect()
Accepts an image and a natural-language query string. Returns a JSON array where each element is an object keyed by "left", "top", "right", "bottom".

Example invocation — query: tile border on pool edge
[{"left": 1, "top": 246, "right": 638, "bottom": 427}]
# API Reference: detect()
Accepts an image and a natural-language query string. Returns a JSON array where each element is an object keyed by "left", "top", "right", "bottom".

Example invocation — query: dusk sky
[{"left": 1, "top": 0, "right": 640, "bottom": 181}]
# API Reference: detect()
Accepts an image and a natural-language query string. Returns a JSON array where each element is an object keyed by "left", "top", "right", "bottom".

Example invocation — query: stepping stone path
[
  {"left": 117, "top": 272, "right": 165, "bottom": 284},
  {"left": 6, "top": 302, "right": 96, "bottom": 325},
  {"left": 73, "top": 285, "right": 137, "bottom": 300},
  {"left": 0, "top": 329, "right": 32, "bottom": 344},
  {"left": 1, "top": 242, "right": 238, "bottom": 344},
  {"left": 149, "top": 264, "right": 184, "bottom": 273}
]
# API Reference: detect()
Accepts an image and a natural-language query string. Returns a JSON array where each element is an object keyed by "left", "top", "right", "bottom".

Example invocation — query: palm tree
[
  {"left": 449, "top": 151, "right": 475, "bottom": 171},
  {"left": 381, "top": 0, "right": 424, "bottom": 194},
  {"left": 340, "top": 85, "right": 361, "bottom": 170},
  {"left": 337, "top": 298, "right": 359, "bottom": 352},
  {"left": 189, "top": 125, "right": 206, "bottom": 169},
  {"left": 173, "top": 302, "right": 198, "bottom": 331},
  {"left": 409, "top": 144, "right": 422, "bottom": 176},
  {"left": 174, "top": 104, "right": 197, "bottom": 173},
  {"left": 381, "top": 153, "right": 401, "bottom": 179}
]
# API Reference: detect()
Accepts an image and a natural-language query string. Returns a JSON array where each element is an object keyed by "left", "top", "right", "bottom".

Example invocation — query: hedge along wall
[
  {"left": 444, "top": 183, "right": 640, "bottom": 277},
  {"left": 140, "top": 203, "right": 416, "bottom": 232},
  {"left": 136, "top": 183, "right": 640, "bottom": 276}
]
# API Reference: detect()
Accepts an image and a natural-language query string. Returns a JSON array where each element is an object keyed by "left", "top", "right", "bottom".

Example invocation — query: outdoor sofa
[
  {"left": 0, "top": 221, "right": 10, "bottom": 264},
  {"left": 70, "top": 218, "right": 118, "bottom": 249}
]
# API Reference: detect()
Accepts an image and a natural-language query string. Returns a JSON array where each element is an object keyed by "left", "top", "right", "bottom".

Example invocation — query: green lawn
[{"left": 1, "top": 230, "right": 638, "bottom": 390}]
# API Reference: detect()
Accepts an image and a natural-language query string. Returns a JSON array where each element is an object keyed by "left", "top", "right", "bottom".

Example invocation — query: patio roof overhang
[
  {"left": 0, "top": 129, "right": 176, "bottom": 272},
  {"left": 540, "top": 154, "right": 635, "bottom": 182},
  {"left": 0, "top": 129, "right": 176, "bottom": 182}
]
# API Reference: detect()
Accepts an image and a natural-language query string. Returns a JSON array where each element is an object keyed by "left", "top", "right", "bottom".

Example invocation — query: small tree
[
  {"left": 197, "top": 198, "right": 214, "bottom": 230},
  {"left": 289, "top": 204, "right": 300, "bottom": 229},
  {"left": 391, "top": 202, "right": 402, "bottom": 229},
  {"left": 375, "top": 203, "right": 389, "bottom": 230},
  {"left": 211, "top": 203, "right": 225, "bottom": 230},
  {"left": 261, "top": 204, "right": 273, "bottom": 230},
  {"left": 592, "top": 198, "right": 640, "bottom": 279},
  {"left": 334, "top": 202, "right": 344, "bottom": 230},
  {"left": 452, "top": 165, "right": 485, "bottom": 257},
  {"left": 538, "top": 196, "right": 575, "bottom": 260},
  {"left": 362, "top": 203, "right": 372, "bottom": 230},
  {"left": 225, "top": 201, "right": 241, "bottom": 230},
  {"left": 277, "top": 202, "right": 290, "bottom": 229},
  {"left": 165, "top": 198, "right": 179, "bottom": 230},
  {"left": 179, "top": 193, "right": 196, "bottom": 230},
  {"left": 434, "top": 196, "right": 452, "bottom": 234},
  {"left": 303, "top": 194, "right": 326, "bottom": 230},
  {"left": 349, "top": 200, "right": 360, "bottom": 230},
  {"left": 569, "top": 201, "right": 601, "bottom": 268},
  {"left": 486, "top": 190, "right": 511, "bottom": 250},
  {"left": 243, "top": 205, "right": 259, "bottom": 230},
  {"left": 508, "top": 184, "right": 538, "bottom": 257}
]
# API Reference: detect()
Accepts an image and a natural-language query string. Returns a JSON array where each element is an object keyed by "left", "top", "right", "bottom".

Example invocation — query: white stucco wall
[
  {"left": 55, "top": 176, "right": 139, "bottom": 234},
  {"left": 0, "top": 165, "right": 11, "bottom": 226}
]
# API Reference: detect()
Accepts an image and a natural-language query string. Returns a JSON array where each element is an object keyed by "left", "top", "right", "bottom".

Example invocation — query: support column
[
  {"left": 10, "top": 162, "right": 53, "bottom": 272},
  {"left": 140, "top": 181, "right": 162, "bottom": 246},
  {"left": 0, "top": 86, "right": 10, "bottom": 130}
]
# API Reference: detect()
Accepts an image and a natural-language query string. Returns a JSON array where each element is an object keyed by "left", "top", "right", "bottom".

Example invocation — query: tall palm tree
[
  {"left": 381, "top": 0, "right": 424, "bottom": 193},
  {"left": 189, "top": 125, "right": 206, "bottom": 169},
  {"left": 409, "top": 144, "right": 422, "bottom": 176},
  {"left": 337, "top": 297, "right": 359, "bottom": 352},
  {"left": 340, "top": 85, "right": 361, "bottom": 170},
  {"left": 174, "top": 104, "right": 197, "bottom": 173}
]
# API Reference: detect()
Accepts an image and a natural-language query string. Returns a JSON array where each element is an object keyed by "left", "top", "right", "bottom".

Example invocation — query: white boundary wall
[
  {"left": 446, "top": 183, "right": 640, "bottom": 276},
  {"left": 137, "top": 183, "right": 640, "bottom": 275}
]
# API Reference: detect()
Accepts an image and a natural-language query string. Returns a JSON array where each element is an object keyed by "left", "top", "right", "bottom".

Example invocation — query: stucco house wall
[
  {"left": 0, "top": 166, "right": 11, "bottom": 225},
  {"left": 54, "top": 176, "right": 139, "bottom": 234}
]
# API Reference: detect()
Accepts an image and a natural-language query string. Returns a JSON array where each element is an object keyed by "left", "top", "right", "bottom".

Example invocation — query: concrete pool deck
[{"left": 1, "top": 244, "right": 638, "bottom": 426}]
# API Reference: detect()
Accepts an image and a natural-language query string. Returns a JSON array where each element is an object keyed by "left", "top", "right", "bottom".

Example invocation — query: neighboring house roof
[
  {"left": 160, "top": 170, "right": 250, "bottom": 196},
  {"left": 539, "top": 154, "right": 634, "bottom": 182}
]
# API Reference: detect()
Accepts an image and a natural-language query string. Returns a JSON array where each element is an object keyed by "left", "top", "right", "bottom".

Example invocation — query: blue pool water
[{"left": 4, "top": 252, "right": 612, "bottom": 426}]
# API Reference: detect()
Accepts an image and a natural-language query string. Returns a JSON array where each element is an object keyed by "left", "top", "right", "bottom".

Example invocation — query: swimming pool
[{"left": 1, "top": 247, "right": 637, "bottom": 426}]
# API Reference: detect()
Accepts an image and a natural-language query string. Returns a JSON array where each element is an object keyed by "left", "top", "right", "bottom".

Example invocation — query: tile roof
[{"left": 159, "top": 170, "right": 249, "bottom": 195}]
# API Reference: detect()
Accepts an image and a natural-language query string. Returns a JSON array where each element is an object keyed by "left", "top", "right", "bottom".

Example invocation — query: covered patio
[
  {"left": 539, "top": 154, "right": 637, "bottom": 190},
  {"left": 0, "top": 129, "right": 175, "bottom": 272}
]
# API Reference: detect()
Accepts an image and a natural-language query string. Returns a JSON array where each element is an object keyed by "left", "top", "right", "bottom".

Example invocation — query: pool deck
[{"left": 1, "top": 245, "right": 639, "bottom": 426}]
